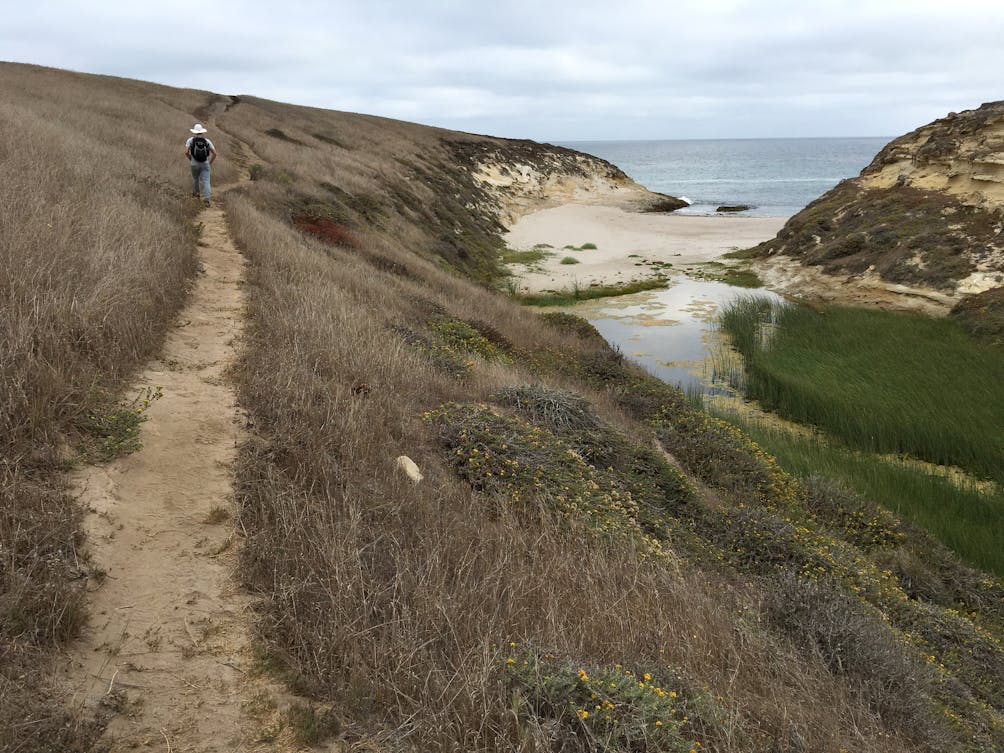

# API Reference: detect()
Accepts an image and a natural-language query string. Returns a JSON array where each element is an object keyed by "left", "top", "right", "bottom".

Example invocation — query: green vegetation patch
[
  {"left": 652, "top": 405, "right": 804, "bottom": 515},
  {"left": 688, "top": 262, "right": 764, "bottom": 288},
  {"left": 720, "top": 297, "right": 1004, "bottom": 484},
  {"left": 502, "top": 247, "right": 552, "bottom": 268},
  {"left": 503, "top": 647, "right": 717, "bottom": 752},
  {"left": 311, "top": 132, "right": 350, "bottom": 149},
  {"left": 722, "top": 417, "right": 1004, "bottom": 577},
  {"left": 400, "top": 317, "right": 515, "bottom": 378},
  {"left": 538, "top": 311, "right": 608, "bottom": 342},
  {"left": 515, "top": 277, "right": 668, "bottom": 306},
  {"left": 563, "top": 242, "right": 598, "bottom": 251},
  {"left": 425, "top": 396, "right": 694, "bottom": 559},
  {"left": 284, "top": 703, "right": 341, "bottom": 747},
  {"left": 560, "top": 256, "right": 581, "bottom": 265},
  {"left": 721, "top": 247, "right": 760, "bottom": 260},
  {"left": 74, "top": 385, "right": 162, "bottom": 461},
  {"left": 264, "top": 127, "right": 305, "bottom": 145},
  {"left": 428, "top": 317, "right": 513, "bottom": 364}
]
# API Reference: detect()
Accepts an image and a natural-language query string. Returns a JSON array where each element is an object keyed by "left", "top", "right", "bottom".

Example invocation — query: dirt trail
[{"left": 62, "top": 168, "right": 281, "bottom": 750}]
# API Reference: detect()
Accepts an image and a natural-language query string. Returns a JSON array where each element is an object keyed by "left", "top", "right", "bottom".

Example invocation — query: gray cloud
[{"left": 3, "top": 0, "right": 1003, "bottom": 139}]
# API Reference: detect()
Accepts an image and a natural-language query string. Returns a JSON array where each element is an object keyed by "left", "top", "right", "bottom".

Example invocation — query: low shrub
[
  {"left": 802, "top": 476, "right": 907, "bottom": 551},
  {"left": 426, "top": 402, "right": 673, "bottom": 558},
  {"left": 504, "top": 647, "right": 713, "bottom": 753},
  {"left": 493, "top": 385, "right": 599, "bottom": 431},
  {"left": 764, "top": 573, "right": 953, "bottom": 751}
]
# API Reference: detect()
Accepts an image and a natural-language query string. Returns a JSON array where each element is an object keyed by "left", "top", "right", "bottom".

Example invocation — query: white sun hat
[{"left": 190, "top": 123, "right": 208, "bottom": 134}]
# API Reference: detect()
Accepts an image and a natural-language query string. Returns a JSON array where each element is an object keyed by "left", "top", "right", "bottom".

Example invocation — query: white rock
[{"left": 396, "top": 455, "right": 423, "bottom": 483}]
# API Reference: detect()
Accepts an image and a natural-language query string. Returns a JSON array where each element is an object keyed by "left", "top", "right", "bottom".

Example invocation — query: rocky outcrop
[{"left": 753, "top": 101, "right": 1004, "bottom": 308}]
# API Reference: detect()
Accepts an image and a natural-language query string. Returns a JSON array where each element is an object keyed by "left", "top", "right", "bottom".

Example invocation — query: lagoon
[{"left": 564, "top": 275, "right": 785, "bottom": 392}]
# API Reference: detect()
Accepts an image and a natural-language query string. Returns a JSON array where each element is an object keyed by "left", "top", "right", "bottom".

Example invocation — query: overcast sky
[{"left": 4, "top": 1, "right": 1003, "bottom": 141}]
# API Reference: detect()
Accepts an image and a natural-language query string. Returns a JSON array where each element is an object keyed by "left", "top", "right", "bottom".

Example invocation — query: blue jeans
[{"left": 190, "top": 161, "right": 211, "bottom": 200}]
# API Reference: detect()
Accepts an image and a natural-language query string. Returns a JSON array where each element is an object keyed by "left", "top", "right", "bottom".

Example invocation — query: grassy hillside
[{"left": 3, "top": 63, "right": 1004, "bottom": 753}]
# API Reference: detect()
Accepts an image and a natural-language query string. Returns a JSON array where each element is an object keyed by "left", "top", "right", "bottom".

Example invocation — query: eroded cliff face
[
  {"left": 447, "top": 138, "right": 686, "bottom": 226},
  {"left": 754, "top": 101, "right": 1004, "bottom": 311}
]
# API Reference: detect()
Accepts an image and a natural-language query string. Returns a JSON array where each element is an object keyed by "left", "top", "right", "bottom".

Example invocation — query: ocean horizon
[{"left": 559, "top": 136, "right": 891, "bottom": 217}]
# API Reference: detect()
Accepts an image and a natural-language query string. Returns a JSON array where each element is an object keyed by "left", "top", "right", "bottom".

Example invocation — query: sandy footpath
[
  {"left": 504, "top": 204, "right": 788, "bottom": 292},
  {"left": 61, "top": 122, "right": 309, "bottom": 752}
]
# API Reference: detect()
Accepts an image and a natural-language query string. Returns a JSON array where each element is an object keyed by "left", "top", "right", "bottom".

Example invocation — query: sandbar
[{"left": 504, "top": 204, "right": 788, "bottom": 293}]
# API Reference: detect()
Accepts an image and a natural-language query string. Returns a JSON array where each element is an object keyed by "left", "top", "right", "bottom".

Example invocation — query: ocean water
[{"left": 560, "top": 137, "right": 891, "bottom": 217}]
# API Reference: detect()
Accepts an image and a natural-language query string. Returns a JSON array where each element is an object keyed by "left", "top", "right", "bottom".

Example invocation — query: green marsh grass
[
  {"left": 720, "top": 297, "right": 1004, "bottom": 483},
  {"left": 717, "top": 415, "right": 1004, "bottom": 576}
]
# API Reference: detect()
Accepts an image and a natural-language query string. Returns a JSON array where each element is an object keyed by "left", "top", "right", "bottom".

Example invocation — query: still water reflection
[{"left": 565, "top": 276, "right": 785, "bottom": 392}]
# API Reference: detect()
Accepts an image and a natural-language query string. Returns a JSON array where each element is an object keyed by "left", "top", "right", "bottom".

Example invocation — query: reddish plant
[{"left": 293, "top": 215, "right": 361, "bottom": 248}]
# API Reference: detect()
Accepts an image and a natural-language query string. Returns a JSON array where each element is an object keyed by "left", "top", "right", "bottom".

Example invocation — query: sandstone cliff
[
  {"left": 447, "top": 137, "right": 686, "bottom": 226},
  {"left": 754, "top": 101, "right": 1004, "bottom": 311}
]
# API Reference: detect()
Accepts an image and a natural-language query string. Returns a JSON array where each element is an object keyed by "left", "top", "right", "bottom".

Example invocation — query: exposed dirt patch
[{"left": 753, "top": 253, "right": 959, "bottom": 314}]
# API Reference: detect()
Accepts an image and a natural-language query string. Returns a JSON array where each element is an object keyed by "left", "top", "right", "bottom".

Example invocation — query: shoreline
[{"left": 502, "top": 203, "right": 789, "bottom": 294}]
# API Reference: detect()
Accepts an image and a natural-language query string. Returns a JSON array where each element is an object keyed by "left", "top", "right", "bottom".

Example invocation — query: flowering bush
[
  {"left": 503, "top": 645, "right": 711, "bottom": 753},
  {"left": 425, "top": 402, "right": 690, "bottom": 559}
]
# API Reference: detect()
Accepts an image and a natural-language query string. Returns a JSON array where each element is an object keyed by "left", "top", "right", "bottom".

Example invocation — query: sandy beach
[{"left": 504, "top": 204, "right": 788, "bottom": 293}]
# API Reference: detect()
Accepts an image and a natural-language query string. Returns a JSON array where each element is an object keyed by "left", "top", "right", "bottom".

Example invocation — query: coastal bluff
[
  {"left": 752, "top": 100, "right": 1004, "bottom": 314},
  {"left": 451, "top": 138, "right": 686, "bottom": 226}
]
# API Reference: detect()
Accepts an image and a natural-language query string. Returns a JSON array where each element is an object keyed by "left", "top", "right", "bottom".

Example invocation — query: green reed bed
[
  {"left": 720, "top": 297, "right": 1004, "bottom": 483},
  {"left": 715, "top": 416, "right": 1004, "bottom": 576}
]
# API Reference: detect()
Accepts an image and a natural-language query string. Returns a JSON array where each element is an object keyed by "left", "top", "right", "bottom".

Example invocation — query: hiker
[{"left": 185, "top": 123, "right": 217, "bottom": 206}]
